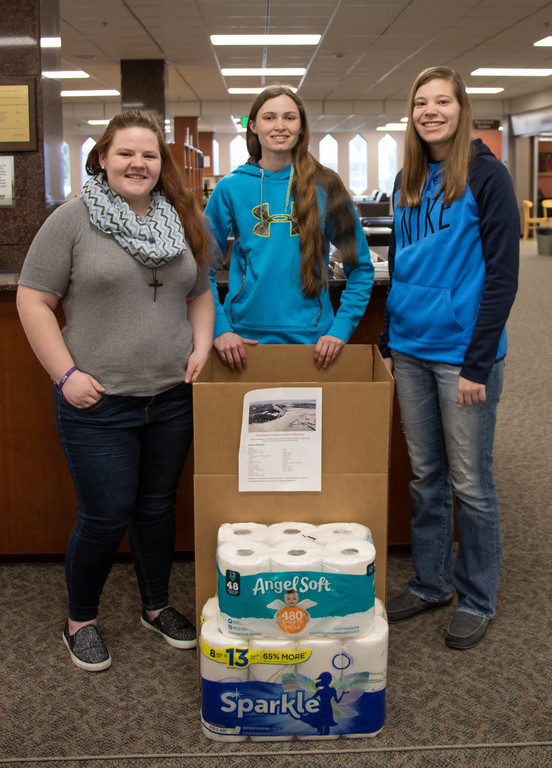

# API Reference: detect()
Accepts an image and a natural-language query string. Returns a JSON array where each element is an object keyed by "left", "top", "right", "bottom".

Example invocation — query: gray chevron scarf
[{"left": 81, "top": 174, "right": 187, "bottom": 268}]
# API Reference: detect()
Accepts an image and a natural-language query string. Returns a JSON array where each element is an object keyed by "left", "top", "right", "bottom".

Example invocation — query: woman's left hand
[
  {"left": 457, "top": 376, "right": 486, "bottom": 406},
  {"left": 313, "top": 335, "right": 345, "bottom": 369}
]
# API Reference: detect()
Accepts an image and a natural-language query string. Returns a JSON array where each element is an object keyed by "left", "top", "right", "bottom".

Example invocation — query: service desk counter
[{"left": 0, "top": 272, "right": 412, "bottom": 557}]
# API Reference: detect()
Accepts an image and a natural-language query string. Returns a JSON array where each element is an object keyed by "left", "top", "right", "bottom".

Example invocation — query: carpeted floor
[{"left": 1, "top": 242, "right": 551, "bottom": 768}]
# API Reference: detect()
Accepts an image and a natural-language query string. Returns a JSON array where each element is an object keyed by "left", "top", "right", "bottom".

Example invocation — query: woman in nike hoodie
[
  {"left": 380, "top": 67, "right": 519, "bottom": 649},
  {"left": 205, "top": 85, "right": 374, "bottom": 372}
]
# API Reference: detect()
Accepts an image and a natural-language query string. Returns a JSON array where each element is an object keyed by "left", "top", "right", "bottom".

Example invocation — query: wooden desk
[{"left": 0, "top": 279, "right": 412, "bottom": 557}]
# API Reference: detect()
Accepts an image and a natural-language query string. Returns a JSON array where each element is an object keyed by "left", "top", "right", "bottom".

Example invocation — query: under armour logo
[{"left": 252, "top": 202, "right": 299, "bottom": 237}]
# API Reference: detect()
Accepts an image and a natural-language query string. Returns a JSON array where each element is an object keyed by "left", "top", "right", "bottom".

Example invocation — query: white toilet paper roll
[
  {"left": 248, "top": 636, "right": 297, "bottom": 742},
  {"left": 340, "top": 613, "right": 388, "bottom": 691},
  {"left": 266, "top": 521, "right": 317, "bottom": 545},
  {"left": 217, "top": 540, "right": 272, "bottom": 577},
  {"left": 270, "top": 540, "right": 324, "bottom": 572},
  {"left": 321, "top": 538, "right": 376, "bottom": 575},
  {"left": 314, "top": 522, "right": 373, "bottom": 544},
  {"left": 295, "top": 636, "right": 348, "bottom": 681},
  {"left": 294, "top": 636, "right": 348, "bottom": 741},
  {"left": 341, "top": 608, "right": 388, "bottom": 738},
  {"left": 217, "top": 522, "right": 268, "bottom": 546},
  {"left": 200, "top": 596, "right": 219, "bottom": 624},
  {"left": 248, "top": 636, "right": 297, "bottom": 683},
  {"left": 200, "top": 619, "right": 250, "bottom": 684}
]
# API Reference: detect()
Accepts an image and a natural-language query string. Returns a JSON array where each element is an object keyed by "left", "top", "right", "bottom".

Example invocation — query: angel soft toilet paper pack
[{"left": 216, "top": 532, "right": 376, "bottom": 639}]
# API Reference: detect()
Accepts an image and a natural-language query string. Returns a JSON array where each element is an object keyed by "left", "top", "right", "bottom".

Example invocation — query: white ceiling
[{"left": 58, "top": 0, "right": 552, "bottom": 136}]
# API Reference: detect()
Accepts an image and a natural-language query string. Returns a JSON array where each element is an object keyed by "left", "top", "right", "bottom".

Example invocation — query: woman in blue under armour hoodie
[
  {"left": 205, "top": 85, "right": 374, "bottom": 372},
  {"left": 380, "top": 67, "right": 519, "bottom": 649}
]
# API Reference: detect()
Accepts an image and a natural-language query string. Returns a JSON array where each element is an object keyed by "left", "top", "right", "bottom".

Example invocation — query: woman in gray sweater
[{"left": 17, "top": 110, "right": 214, "bottom": 672}]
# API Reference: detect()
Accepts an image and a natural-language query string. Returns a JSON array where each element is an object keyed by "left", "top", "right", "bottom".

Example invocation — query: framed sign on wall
[{"left": 0, "top": 78, "right": 37, "bottom": 152}]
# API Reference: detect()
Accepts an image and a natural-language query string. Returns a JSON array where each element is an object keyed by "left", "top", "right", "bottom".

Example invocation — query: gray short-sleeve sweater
[{"left": 19, "top": 198, "right": 210, "bottom": 396}]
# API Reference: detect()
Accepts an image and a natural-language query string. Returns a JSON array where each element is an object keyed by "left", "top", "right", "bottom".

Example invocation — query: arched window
[
  {"left": 81, "top": 137, "right": 96, "bottom": 188},
  {"left": 349, "top": 134, "right": 368, "bottom": 195},
  {"left": 62, "top": 141, "right": 71, "bottom": 198},
  {"left": 319, "top": 134, "right": 338, "bottom": 172},
  {"left": 213, "top": 139, "right": 220, "bottom": 176},
  {"left": 378, "top": 134, "right": 397, "bottom": 196},
  {"left": 230, "top": 135, "right": 248, "bottom": 170}
]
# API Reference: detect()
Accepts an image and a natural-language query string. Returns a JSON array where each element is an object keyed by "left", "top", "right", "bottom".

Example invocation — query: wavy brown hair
[
  {"left": 246, "top": 86, "right": 358, "bottom": 298},
  {"left": 86, "top": 109, "right": 211, "bottom": 269},
  {"left": 398, "top": 67, "right": 474, "bottom": 208}
]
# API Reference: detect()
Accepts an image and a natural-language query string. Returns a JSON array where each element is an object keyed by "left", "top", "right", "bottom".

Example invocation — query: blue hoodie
[
  {"left": 380, "top": 139, "right": 519, "bottom": 384},
  {"left": 205, "top": 161, "right": 374, "bottom": 343}
]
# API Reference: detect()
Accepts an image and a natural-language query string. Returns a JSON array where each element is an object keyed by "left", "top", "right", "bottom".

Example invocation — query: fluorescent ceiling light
[
  {"left": 43, "top": 70, "right": 89, "bottom": 79},
  {"left": 471, "top": 68, "right": 552, "bottom": 76},
  {"left": 221, "top": 68, "right": 306, "bottom": 76},
  {"left": 228, "top": 87, "right": 298, "bottom": 95},
  {"left": 466, "top": 87, "right": 504, "bottom": 94},
  {"left": 61, "top": 89, "right": 120, "bottom": 97},
  {"left": 211, "top": 34, "right": 320, "bottom": 46},
  {"left": 40, "top": 37, "right": 61, "bottom": 48},
  {"left": 377, "top": 123, "right": 407, "bottom": 132},
  {"left": 534, "top": 36, "right": 552, "bottom": 46},
  {"left": 87, "top": 119, "right": 110, "bottom": 125}
]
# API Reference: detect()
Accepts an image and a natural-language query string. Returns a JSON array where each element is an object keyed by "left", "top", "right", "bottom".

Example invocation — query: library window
[
  {"left": 378, "top": 134, "right": 397, "bottom": 196},
  {"left": 319, "top": 134, "right": 338, "bottom": 172},
  {"left": 81, "top": 137, "right": 96, "bottom": 187},
  {"left": 230, "top": 135, "right": 248, "bottom": 170},
  {"left": 349, "top": 134, "right": 368, "bottom": 195}
]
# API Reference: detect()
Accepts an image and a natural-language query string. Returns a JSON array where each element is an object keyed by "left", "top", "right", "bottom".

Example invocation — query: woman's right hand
[
  {"left": 214, "top": 332, "right": 258, "bottom": 373},
  {"left": 383, "top": 356, "right": 394, "bottom": 374},
  {"left": 60, "top": 370, "right": 106, "bottom": 409}
]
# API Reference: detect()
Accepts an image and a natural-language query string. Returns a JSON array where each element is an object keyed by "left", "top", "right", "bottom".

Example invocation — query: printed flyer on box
[{"left": 238, "top": 387, "right": 322, "bottom": 492}]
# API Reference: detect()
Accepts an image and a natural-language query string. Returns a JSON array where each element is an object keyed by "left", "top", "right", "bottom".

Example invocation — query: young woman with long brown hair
[
  {"left": 379, "top": 67, "right": 519, "bottom": 649},
  {"left": 205, "top": 85, "right": 374, "bottom": 372},
  {"left": 17, "top": 110, "right": 214, "bottom": 670}
]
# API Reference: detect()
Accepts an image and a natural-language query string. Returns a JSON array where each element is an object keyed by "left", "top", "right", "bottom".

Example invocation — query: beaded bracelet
[{"left": 58, "top": 366, "right": 78, "bottom": 389}]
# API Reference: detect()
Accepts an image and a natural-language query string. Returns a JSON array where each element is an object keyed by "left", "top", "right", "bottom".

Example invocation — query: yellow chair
[
  {"left": 522, "top": 200, "right": 546, "bottom": 240},
  {"left": 541, "top": 199, "right": 552, "bottom": 225}
]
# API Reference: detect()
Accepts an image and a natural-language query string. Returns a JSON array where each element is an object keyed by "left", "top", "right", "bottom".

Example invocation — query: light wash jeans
[{"left": 391, "top": 351, "right": 505, "bottom": 619}]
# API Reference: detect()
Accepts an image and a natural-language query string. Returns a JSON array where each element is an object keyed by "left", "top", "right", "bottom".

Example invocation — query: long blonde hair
[
  {"left": 86, "top": 110, "right": 211, "bottom": 269},
  {"left": 246, "top": 86, "right": 358, "bottom": 298},
  {"left": 398, "top": 67, "right": 474, "bottom": 208}
]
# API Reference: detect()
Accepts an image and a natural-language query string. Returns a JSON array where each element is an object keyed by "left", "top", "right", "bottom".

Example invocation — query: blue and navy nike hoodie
[
  {"left": 205, "top": 161, "right": 374, "bottom": 344},
  {"left": 379, "top": 139, "right": 519, "bottom": 384}
]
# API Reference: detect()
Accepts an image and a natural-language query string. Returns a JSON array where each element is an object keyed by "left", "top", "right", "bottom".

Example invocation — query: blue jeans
[
  {"left": 54, "top": 382, "right": 194, "bottom": 622},
  {"left": 391, "top": 351, "right": 505, "bottom": 618}
]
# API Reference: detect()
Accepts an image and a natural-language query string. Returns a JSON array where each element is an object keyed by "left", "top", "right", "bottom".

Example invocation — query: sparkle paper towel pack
[
  {"left": 200, "top": 600, "right": 388, "bottom": 740},
  {"left": 217, "top": 527, "right": 376, "bottom": 639}
]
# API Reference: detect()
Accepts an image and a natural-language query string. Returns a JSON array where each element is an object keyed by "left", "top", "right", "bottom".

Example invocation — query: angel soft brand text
[{"left": 252, "top": 575, "right": 332, "bottom": 595}]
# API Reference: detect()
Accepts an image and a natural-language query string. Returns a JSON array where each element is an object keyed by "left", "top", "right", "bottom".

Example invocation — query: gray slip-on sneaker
[{"left": 387, "top": 591, "right": 453, "bottom": 623}]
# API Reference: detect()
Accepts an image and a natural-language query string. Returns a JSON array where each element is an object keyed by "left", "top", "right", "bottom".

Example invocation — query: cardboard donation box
[
  {"left": 193, "top": 345, "right": 394, "bottom": 741},
  {"left": 193, "top": 344, "right": 394, "bottom": 622}
]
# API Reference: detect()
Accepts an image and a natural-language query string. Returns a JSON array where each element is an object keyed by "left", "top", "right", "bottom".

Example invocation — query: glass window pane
[
  {"left": 378, "top": 134, "right": 397, "bottom": 196},
  {"left": 230, "top": 135, "right": 248, "bottom": 170},
  {"left": 213, "top": 139, "right": 220, "bottom": 176},
  {"left": 62, "top": 142, "right": 71, "bottom": 198},
  {"left": 319, "top": 134, "right": 338, "bottom": 172},
  {"left": 81, "top": 137, "right": 96, "bottom": 188},
  {"left": 349, "top": 134, "right": 368, "bottom": 195}
]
